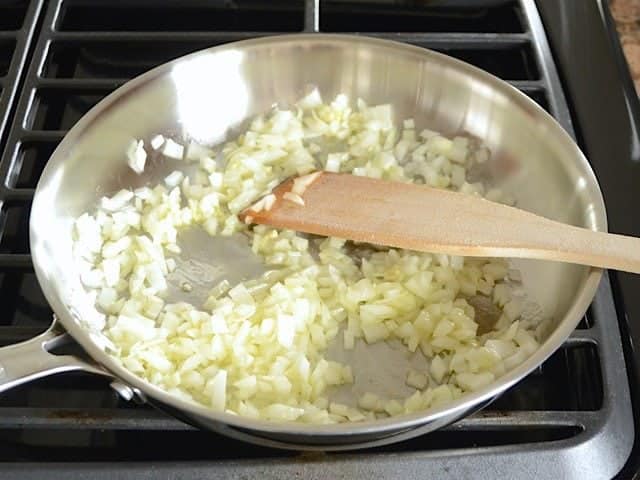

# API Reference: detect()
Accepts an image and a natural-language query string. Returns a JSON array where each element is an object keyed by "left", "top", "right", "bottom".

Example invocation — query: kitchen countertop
[{"left": 611, "top": 0, "right": 640, "bottom": 93}]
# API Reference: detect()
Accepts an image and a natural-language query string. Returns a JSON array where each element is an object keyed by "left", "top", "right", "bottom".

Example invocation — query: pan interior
[{"left": 29, "top": 35, "right": 604, "bottom": 431}]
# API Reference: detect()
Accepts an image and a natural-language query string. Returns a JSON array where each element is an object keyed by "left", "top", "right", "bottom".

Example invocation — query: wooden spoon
[{"left": 239, "top": 171, "right": 640, "bottom": 274}]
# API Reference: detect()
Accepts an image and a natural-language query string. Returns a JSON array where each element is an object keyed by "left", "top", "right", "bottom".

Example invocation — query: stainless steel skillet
[{"left": 0, "top": 34, "right": 604, "bottom": 450}]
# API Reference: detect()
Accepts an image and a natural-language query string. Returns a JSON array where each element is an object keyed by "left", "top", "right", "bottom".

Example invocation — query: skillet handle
[{"left": 0, "top": 319, "right": 111, "bottom": 394}]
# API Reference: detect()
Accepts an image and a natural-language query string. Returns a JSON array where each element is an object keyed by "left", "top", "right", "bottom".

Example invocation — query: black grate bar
[
  {"left": 50, "top": 31, "right": 287, "bottom": 42},
  {"left": 36, "top": 78, "right": 128, "bottom": 89},
  {"left": 452, "top": 410, "right": 596, "bottom": 430},
  {"left": 0, "top": 407, "right": 193, "bottom": 430},
  {"left": 566, "top": 330, "right": 598, "bottom": 347},
  {"left": 0, "top": 407, "right": 595, "bottom": 431},
  {"left": 0, "top": 253, "right": 32, "bottom": 268},
  {"left": 351, "top": 32, "right": 531, "bottom": 47},
  {"left": 48, "top": 30, "right": 532, "bottom": 47},
  {"left": 2, "top": 188, "right": 35, "bottom": 201},
  {"left": 520, "top": 0, "right": 573, "bottom": 133},
  {"left": 15, "top": 130, "right": 66, "bottom": 141},
  {"left": 0, "top": 325, "right": 45, "bottom": 344},
  {"left": 0, "top": 32, "right": 20, "bottom": 41},
  {"left": 0, "top": 1, "right": 44, "bottom": 152},
  {"left": 304, "top": 0, "right": 319, "bottom": 33},
  {"left": 509, "top": 80, "right": 546, "bottom": 91}
]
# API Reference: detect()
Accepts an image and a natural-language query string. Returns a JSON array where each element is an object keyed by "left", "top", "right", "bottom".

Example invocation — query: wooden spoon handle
[{"left": 242, "top": 172, "right": 640, "bottom": 274}]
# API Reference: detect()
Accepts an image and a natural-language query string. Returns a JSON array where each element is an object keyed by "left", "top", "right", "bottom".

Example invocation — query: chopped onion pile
[{"left": 72, "top": 89, "right": 538, "bottom": 424}]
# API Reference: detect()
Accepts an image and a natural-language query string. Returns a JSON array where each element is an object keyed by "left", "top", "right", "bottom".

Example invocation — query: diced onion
[
  {"left": 127, "top": 139, "right": 147, "bottom": 174},
  {"left": 164, "top": 170, "right": 184, "bottom": 188},
  {"left": 406, "top": 369, "right": 429, "bottom": 389},
  {"left": 162, "top": 138, "right": 185, "bottom": 159},
  {"left": 72, "top": 91, "right": 537, "bottom": 425},
  {"left": 150, "top": 134, "right": 165, "bottom": 150},
  {"left": 283, "top": 191, "right": 305, "bottom": 206}
]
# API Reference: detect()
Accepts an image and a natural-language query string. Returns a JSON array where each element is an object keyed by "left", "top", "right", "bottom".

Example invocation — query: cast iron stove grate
[{"left": 0, "top": 1, "right": 42, "bottom": 159}]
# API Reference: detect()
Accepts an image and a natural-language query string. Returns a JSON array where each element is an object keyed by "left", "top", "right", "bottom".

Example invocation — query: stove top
[{"left": 0, "top": 1, "right": 637, "bottom": 478}]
